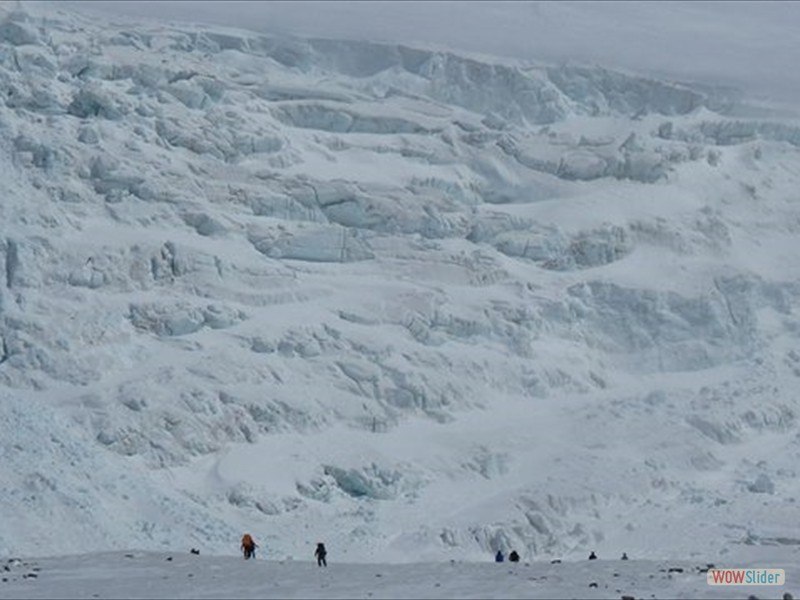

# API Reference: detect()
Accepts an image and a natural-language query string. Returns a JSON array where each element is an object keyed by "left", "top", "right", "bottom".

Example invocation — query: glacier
[{"left": 0, "top": 2, "right": 799, "bottom": 571}]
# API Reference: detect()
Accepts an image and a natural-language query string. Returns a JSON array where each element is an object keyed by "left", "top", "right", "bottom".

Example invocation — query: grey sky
[{"left": 36, "top": 1, "right": 800, "bottom": 103}]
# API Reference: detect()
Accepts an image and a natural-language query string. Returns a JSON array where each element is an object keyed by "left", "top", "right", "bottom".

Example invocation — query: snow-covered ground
[
  {"left": 0, "top": 0, "right": 799, "bottom": 584},
  {"left": 3, "top": 548, "right": 798, "bottom": 599}
]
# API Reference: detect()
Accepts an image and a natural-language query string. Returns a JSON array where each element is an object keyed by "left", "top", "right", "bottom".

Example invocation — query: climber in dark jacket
[
  {"left": 495, "top": 550, "right": 504, "bottom": 563},
  {"left": 315, "top": 542, "right": 327, "bottom": 567},
  {"left": 509, "top": 550, "right": 520, "bottom": 562}
]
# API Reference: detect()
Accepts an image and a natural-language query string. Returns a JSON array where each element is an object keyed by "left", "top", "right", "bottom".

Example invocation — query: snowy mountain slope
[
  {"left": 55, "top": 0, "right": 800, "bottom": 110},
  {"left": 1, "top": 4, "right": 800, "bottom": 565}
]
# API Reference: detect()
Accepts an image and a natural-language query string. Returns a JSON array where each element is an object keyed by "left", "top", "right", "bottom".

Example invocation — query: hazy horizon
[{"left": 28, "top": 0, "right": 800, "bottom": 105}]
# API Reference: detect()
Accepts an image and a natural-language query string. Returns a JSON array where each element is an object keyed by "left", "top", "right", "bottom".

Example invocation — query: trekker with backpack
[
  {"left": 241, "top": 534, "right": 258, "bottom": 559},
  {"left": 315, "top": 542, "right": 327, "bottom": 567}
]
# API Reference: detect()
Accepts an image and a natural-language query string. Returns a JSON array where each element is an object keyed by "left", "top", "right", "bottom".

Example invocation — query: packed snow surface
[
  {"left": 2, "top": 549, "right": 798, "bottom": 599},
  {"left": 1, "top": 0, "right": 800, "bottom": 576}
]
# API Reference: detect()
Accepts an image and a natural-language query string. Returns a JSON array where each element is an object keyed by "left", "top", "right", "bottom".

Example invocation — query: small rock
[
  {"left": 748, "top": 595, "right": 759, "bottom": 600},
  {"left": 551, "top": 559, "right": 562, "bottom": 564},
  {"left": 783, "top": 593, "right": 793, "bottom": 600},
  {"left": 26, "top": 573, "right": 37, "bottom": 579},
  {"left": 748, "top": 474, "right": 775, "bottom": 494},
  {"left": 622, "top": 596, "right": 635, "bottom": 600},
  {"left": 668, "top": 567, "right": 683, "bottom": 573},
  {"left": 589, "top": 582, "right": 598, "bottom": 588},
  {"left": 166, "top": 557, "right": 173, "bottom": 562}
]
